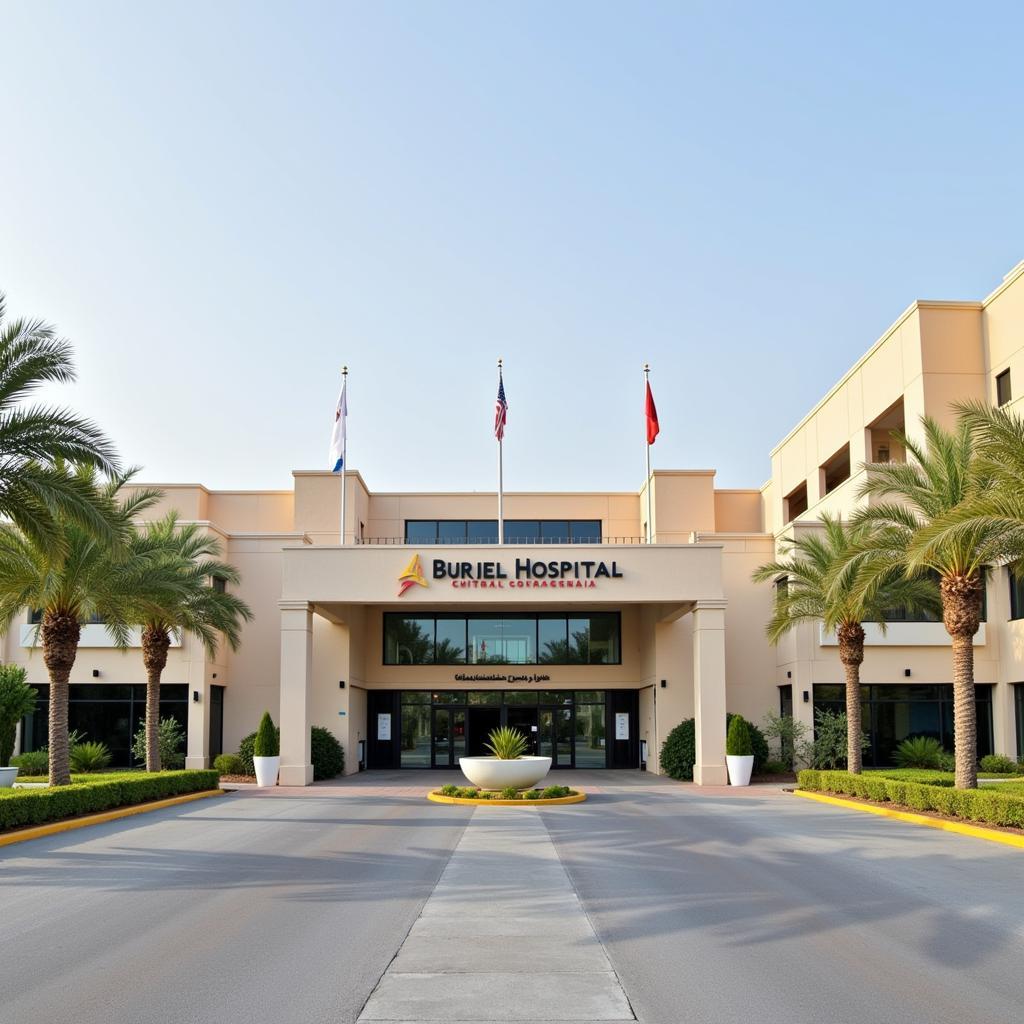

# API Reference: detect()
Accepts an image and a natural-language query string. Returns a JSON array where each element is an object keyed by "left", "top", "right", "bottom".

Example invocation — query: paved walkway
[{"left": 358, "top": 808, "right": 636, "bottom": 1023}]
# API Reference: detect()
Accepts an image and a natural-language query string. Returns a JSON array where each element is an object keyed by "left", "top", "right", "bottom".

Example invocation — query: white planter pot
[
  {"left": 253, "top": 755, "right": 280, "bottom": 788},
  {"left": 458, "top": 756, "right": 552, "bottom": 791},
  {"left": 726, "top": 754, "right": 754, "bottom": 787},
  {"left": 0, "top": 767, "right": 18, "bottom": 788}
]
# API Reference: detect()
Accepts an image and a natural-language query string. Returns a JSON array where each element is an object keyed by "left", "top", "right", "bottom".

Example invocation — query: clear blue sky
[{"left": 2, "top": 2, "right": 1022, "bottom": 494}]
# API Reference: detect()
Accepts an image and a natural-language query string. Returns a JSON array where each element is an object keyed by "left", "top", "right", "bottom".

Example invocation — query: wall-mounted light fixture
[
  {"left": 192, "top": 690, "right": 200, "bottom": 703},
  {"left": 339, "top": 680, "right": 346, "bottom": 689},
  {"left": 904, "top": 668, "right": 911, "bottom": 677},
  {"left": 212, "top": 672, "right": 217, "bottom": 679},
  {"left": 786, "top": 670, "right": 792, "bottom": 679},
  {"left": 660, "top": 679, "right": 667, "bottom": 689},
  {"left": 802, "top": 690, "right": 810, "bottom": 703},
  {"left": 92, "top": 669, "right": 100, "bottom": 678}
]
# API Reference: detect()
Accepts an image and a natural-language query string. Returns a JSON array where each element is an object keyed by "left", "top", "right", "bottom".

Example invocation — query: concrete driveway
[{"left": 1, "top": 770, "right": 1022, "bottom": 1024}]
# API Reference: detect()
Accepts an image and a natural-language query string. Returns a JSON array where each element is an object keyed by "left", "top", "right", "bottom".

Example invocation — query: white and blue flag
[{"left": 330, "top": 378, "right": 347, "bottom": 473}]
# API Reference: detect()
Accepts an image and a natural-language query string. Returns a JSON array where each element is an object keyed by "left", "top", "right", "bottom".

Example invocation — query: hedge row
[
  {"left": 798, "top": 769, "right": 1024, "bottom": 829},
  {"left": 0, "top": 770, "right": 220, "bottom": 831}
]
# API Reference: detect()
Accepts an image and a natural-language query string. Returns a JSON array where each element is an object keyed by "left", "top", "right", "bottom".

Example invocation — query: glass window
[
  {"left": 504, "top": 520, "right": 539, "bottom": 543},
  {"left": 438, "top": 521, "right": 468, "bottom": 544},
  {"left": 538, "top": 691, "right": 573, "bottom": 705},
  {"left": 405, "top": 521, "right": 437, "bottom": 544},
  {"left": 385, "top": 616, "right": 434, "bottom": 664},
  {"left": 431, "top": 691, "right": 465, "bottom": 704},
  {"left": 401, "top": 691, "right": 430, "bottom": 705},
  {"left": 997, "top": 368, "right": 1012, "bottom": 407},
  {"left": 574, "top": 690, "right": 604, "bottom": 703},
  {"left": 500, "top": 615, "right": 535, "bottom": 664},
  {"left": 434, "top": 617, "right": 467, "bottom": 664},
  {"left": 467, "top": 690, "right": 501, "bottom": 705},
  {"left": 538, "top": 617, "right": 568, "bottom": 663},
  {"left": 567, "top": 618, "right": 590, "bottom": 664},
  {"left": 503, "top": 691, "right": 538, "bottom": 705},
  {"left": 400, "top": 703, "right": 431, "bottom": 767},
  {"left": 570, "top": 520, "right": 602, "bottom": 543},
  {"left": 467, "top": 520, "right": 499, "bottom": 543},
  {"left": 779, "top": 685, "right": 793, "bottom": 718},
  {"left": 588, "top": 613, "right": 620, "bottom": 664},
  {"left": 575, "top": 703, "right": 606, "bottom": 767},
  {"left": 540, "top": 521, "right": 570, "bottom": 544},
  {"left": 468, "top": 617, "right": 505, "bottom": 664},
  {"left": 1015, "top": 685, "right": 1024, "bottom": 761},
  {"left": 1010, "top": 571, "right": 1024, "bottom": 621}
]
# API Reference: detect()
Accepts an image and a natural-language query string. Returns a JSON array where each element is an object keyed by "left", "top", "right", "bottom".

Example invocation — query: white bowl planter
[
  {"left": 726, "top": 754, "right": 754, "bottom": 787},
  {"left": 459, "top": 756, "right": 552, "bottom": 791},
  {"left": 253, "top": 755, "right": 280, "bottom": 788},
  {"left": 0, "top": 767, "right": 19, "bottom": 788}
]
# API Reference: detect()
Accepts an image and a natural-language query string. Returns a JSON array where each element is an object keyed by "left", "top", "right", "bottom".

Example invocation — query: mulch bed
[{"left": 218, "top": 774, "right": 257, "bottom": 784}]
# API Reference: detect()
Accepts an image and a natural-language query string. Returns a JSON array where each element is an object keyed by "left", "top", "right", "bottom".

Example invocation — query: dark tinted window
[{"left": 997, "top": 369, "right": 1012, "bottom": 407}]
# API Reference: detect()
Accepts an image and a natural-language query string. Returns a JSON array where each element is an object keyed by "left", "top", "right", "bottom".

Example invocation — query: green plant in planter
[
  {"left": 0, "top": 664, "right": 37, "bottom": 767},
  {"left": 484, "top": 725, "right": 528, "bottom": 760},
  {"left": 70, "top": 740, "right": 112, "bottom": 773},
  {"left": 253, "top": 711, "right": 279, "bottom": 757},
  {"left": 726, "top": 716, "right": 753, "bottom": 757}
]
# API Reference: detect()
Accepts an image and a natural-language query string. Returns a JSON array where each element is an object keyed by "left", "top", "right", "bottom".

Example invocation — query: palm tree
[
  {"left": 0, "top": 466, "right": 164, "bottom": 785},
  {"left": 132, "top": 513, "right": 252, "bottom": 771},
  {"left": 0, "top": 293, "right": 120, "bottom": 552},
  {"left": 843, "top": 416, "right": 1014, "bottom": 789},
  {"left": 753, "top": 514, "right": 939, "bottom": 773}
]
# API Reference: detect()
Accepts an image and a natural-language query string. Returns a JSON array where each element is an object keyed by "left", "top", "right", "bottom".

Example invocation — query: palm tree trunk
[
  {"left": 941, "top": 574, "right": 983, "bottom": 790},
  {"left": 837, "top": 622, "right": 866, "bottom": 774},
  {"left": 141, "top": 624, "right": 171, "bottom": 773},
  {"left": 40, "top": 610, "right": 81, "bottom": 787}
]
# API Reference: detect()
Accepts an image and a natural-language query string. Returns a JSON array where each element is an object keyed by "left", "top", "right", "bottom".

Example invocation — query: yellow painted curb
[
  {"left": 794, "top": 789, "right": 1024, "bottom": 850},
  {"left": 0, "top": 789, "right": 225, "bottom": 849},
  {"left": 428, "top": 790, "right": 587, "bottom": 806}
]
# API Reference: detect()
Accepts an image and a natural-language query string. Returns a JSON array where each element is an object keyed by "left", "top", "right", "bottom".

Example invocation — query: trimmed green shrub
[
  {"left": 936, "top": 750, "right": 956, "bottom": 772},
  {"left": 874, "top": 768, "right": 955, "bottom": 786},
  {"left": 540, "top": 785, "right": 570, "bottom": 798},
  {"left": 499, "top": 786, "right": 520, "bottom": 799},
  {"left": 457, "top": 787, "right": 479, "bottom": 798},
  {"left": 70, "top": 741, "right": 112, "bottom": 773},
  {"left": 893, "top": 736, "right": 944, "bottom": 769},
  {"left": 0, "top": 665, "right": 37, "bottom": 767},
  {"left": 726, "top": 716, "right": 753, "bottom": 756},
  {"left": 0, "top": 770, "right": 220, "bottom": 831},
  {"left": 311, "top": 726, "right": 345, "bottom": 780},
  {"left": 253, "top": 712, "right": 279, "bottom": 757},
  {"left": 10, "top": 749, "right": 48, "bottom": 775},
  {"left": 212, "top": 753, "right": 245, "bottom": 775},
  {"left": 524, "top": 789, "right": 541, "bottom": 800},
  {"left": 796, "top": 769, "right": 1024, "bottom": 828},
  {"left": 131, "top": 717, "right": 186, "bottom": 770},
  {"left": 660, "top": 715, "right": 769, "bottom": 781},
  {"left": 440, "top": 783, "right": 460, "bottom": 796},
  {"left": 979, "top": 754, "right": 1019, "bottom": 775}
]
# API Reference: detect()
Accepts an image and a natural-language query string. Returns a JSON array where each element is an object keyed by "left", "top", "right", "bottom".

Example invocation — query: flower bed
[
  {"left": 429, "top": 784, "right": 586, "bottom": 806},
  {"left": 797, "top": 769, "right": 1024, "bottom": 828},
  {"left": 0, "top": 770, "right": 220, "bottom": 831}
]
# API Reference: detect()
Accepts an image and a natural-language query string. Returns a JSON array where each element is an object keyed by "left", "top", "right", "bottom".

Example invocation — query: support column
[
  {"left": 692, "top": 600, "right": 728, "bottom": 786},
  {"left": 185, "top": 681, "right": 210, "bottom": 769},
  {"left": 279, "top": 600, "right": 314, "bottom": 786}
]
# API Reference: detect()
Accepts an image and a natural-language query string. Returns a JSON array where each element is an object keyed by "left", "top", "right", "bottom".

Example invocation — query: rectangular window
[
  {"left": 821, "top": 444, "right": 851, "bottom": 495},
  {"left": 996, "top": 368, "right": 1012, "bottom": 407},
  {"left": 405, "top": 521, "right": 439, "bottom": 544},
  {"left": 384, "top": 613, "right": 621, "bottom": 665},
  {"left": 784, "top": 482, "right": 808, "bottom": 523},
  {"left": 504, "top": 520, "right": 540, "bottom": 543},
  {"left": 404, "top": 520, "right": 601, "bottom": 545},
  {"left": 1010, "top": 571, "right": 1024, "bottom": 621}
]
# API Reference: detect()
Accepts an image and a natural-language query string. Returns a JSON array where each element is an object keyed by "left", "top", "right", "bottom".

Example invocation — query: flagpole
[
  {"left": 644, "top": 362, "right": 652, "bottom": 544},
  {"left": 497, "top": 357, "right": 504, "bottom": 546},
  {"left": 340, "top": 365, "right": 348, "bottom": 546}
]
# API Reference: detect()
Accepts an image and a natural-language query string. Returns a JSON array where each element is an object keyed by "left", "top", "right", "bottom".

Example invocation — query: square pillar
[
  {"left": 185, "top": 681, "right": 210, "bottom": 769},
  {"left": 692, "top": 601, "right": 728, "bottom": 785},
  {"left": 279, "top": 601, "right": 314, "bottom": 786}
]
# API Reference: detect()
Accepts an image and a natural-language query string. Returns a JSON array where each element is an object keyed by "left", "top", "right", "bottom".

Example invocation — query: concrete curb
[
  {"left": 427, "top": 789, "right": 587, "bottom": 806},
  {"left": 794, "top": 789, "right": 1024, "bottom": 849},
  {"left": 0, "top": 789, "right": 226, "bottom": 849}
]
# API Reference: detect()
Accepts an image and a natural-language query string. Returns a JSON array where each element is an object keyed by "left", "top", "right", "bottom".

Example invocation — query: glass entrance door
[
  {"left": 506, "top": 707, "right": 538, "bottom": 755},
  {"left": 539, "top": 708, "right": 573, "bottom": 768},
  {"left": 431, "top": 707, "right": 466, "bottom": 768}
]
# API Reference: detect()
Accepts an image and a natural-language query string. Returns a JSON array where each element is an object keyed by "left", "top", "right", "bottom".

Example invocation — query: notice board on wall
[
  {"left": 377, "top": 713, "right": 392, "bottom": 741},
  {"left": 615, "top": 712, "right": 629, "bottom": 741}
]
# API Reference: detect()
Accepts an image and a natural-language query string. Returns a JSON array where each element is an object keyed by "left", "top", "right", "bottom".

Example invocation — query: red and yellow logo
[{"left": 398, "top": 553, "right": 428, "bottom": 597}]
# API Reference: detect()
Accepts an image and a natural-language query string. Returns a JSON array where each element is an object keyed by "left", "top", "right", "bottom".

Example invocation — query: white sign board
[
  {"left": 615, "top": 713, "right": 629, "bottom": 741},
  {"left": 377, "top": 713, "right": 392, "bottom": 741}
]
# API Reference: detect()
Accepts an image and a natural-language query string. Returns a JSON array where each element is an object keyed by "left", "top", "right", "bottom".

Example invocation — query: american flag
[{"left": 494, "top": 372, "right": 508, "bottom": 440}]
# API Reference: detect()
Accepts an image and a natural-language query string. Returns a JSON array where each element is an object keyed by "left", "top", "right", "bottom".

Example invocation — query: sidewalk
[{"left": 357, "top": 807, "right": 636, "bottom": 1022}]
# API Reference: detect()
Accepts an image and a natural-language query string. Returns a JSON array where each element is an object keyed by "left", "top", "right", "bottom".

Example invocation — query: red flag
[{"left": 645, "top": 380, "right": 660, "bottom": 445}]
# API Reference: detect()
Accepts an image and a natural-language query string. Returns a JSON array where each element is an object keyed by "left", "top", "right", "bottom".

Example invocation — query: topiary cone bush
[
  {"left": 253, "top": 711, "right": 279, "bottom": 757},
  {"left": 726, "top": 715, "right": 753, "bottom": 756}
]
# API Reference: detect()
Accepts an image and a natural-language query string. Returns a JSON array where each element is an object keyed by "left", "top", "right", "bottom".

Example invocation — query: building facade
[{"left": 11, "top": 260, "right": 1024, "bottom": 779}]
